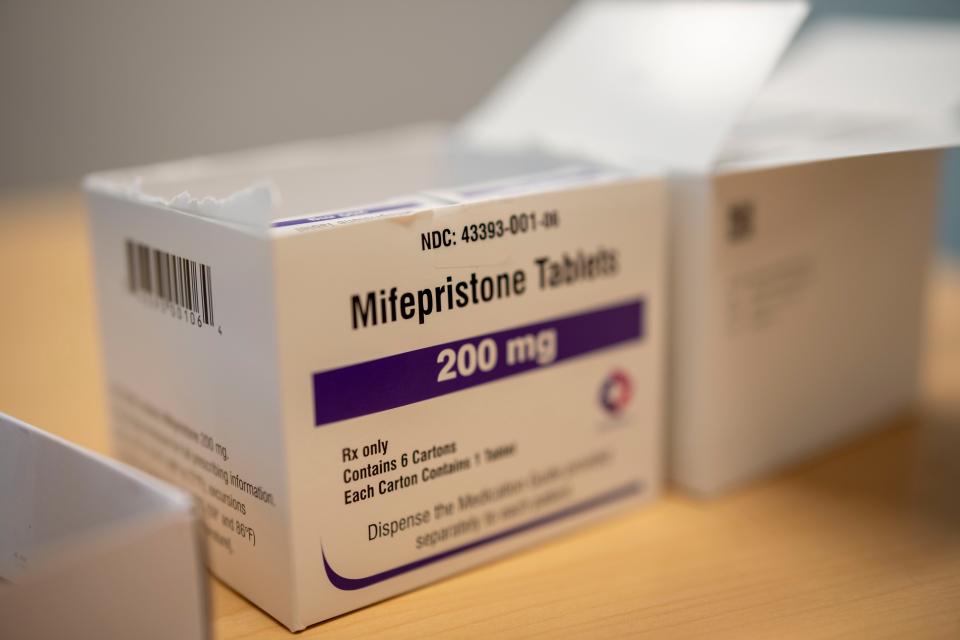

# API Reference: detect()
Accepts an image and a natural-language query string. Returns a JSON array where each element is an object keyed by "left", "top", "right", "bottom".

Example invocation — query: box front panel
[{"left": 273, "top": 179, "right": 665, "bottom": 626}]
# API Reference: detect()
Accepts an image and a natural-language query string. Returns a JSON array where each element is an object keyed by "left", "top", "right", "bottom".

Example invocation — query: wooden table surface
[{"left": 2, "top": 190, "right": 959, "bottom": 639}]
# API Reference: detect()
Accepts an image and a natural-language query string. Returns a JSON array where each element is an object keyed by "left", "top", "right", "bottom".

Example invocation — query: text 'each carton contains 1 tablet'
[
  {"left": 85, "top": 126, "right": 667, "bottom": 629},
  {"left": 464, "top": 0, "right": 960, "bottom": 494}
]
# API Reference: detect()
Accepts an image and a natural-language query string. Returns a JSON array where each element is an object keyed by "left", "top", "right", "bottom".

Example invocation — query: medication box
[
  {"left": 464, "top": 0, "right": 960, "bottom": 493},
  {"left": 85, "top": 127, "right": 666, "bottom": 629}
]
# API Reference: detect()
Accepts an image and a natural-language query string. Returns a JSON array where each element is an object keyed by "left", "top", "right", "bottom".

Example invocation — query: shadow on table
[{"left": 783, "top": 406, "right": 960, "bottom": 534}]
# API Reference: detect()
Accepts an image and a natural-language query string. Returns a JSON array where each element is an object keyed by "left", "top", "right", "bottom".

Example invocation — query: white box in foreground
[
  {"left": 465, "top": 0, "right": 960, "bottom": 494},
  {"left": 85, "top": 129, "right": 666, "bottom": 629},
  {"left": 0, "top": 413, "right": 208, "bottom": 640}
]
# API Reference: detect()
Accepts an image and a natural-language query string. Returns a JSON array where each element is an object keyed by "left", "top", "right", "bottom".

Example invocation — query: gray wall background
[
  {"left": 0, "top": 0, "right": 957, "bottom": 254},
  {"left": 0, "top": 0, "right": 573, "bottom": 191}
]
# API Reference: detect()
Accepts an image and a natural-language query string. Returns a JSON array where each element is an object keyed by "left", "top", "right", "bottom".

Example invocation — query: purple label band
[
  {"left": 313, "top": 298, "right": 644, "bottom": 427},
  {"left": 323, "top": 480, "right": 641, "bottom": 590},
  {"left": 271, "top": 201, "right": 421, "bottom": 228}
]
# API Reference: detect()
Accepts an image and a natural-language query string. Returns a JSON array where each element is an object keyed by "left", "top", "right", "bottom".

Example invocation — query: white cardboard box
[
  {"left": 0, "top": 413, "right": 208, "bottom": 640},
  {"left": 463, "top": 0, "right": 960, "bottom": 493},
  {"left": 85, "top": 127, "right": 666, "bottom": 629}
]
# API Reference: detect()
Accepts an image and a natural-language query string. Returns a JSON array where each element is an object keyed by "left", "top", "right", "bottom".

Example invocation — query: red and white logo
[{"left": 599, "top": 369, "right": 632, "bottom": 415}]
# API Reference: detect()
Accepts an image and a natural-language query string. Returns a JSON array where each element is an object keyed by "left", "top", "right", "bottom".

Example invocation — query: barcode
[{"left": 125, "top": 239, "right": 215, "bottom": 327}]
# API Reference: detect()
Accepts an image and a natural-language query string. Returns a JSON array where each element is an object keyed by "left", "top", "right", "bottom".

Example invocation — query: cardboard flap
[
  {"left": 0, "top": 413, "right": 191, "bottom": 580},
  {"left": 0, "top": 413, "right": 209, "bottom": 640},
  {"left": 460, "top": 0, "right": 809, "bottom": 172},
  {"left": 746, "top": 16, "right": 960, "bottom": 121},
  {"left": 720, "top": 15, "right": 960, "bottom": 169},
  {"left": 717, "top": 112, "right": 960, "bottom": 173},
  {"left": 84, "top": 125, "right": 451, "bottom": 229}
]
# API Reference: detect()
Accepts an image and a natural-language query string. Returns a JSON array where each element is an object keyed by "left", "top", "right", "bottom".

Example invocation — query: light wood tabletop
[{"left": 2, "top": 190, "right": 959, "bottom": 639}]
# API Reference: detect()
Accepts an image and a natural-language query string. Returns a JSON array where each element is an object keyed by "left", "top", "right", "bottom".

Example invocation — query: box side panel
[
  {"left": 86, "top": 196, "right": 295, "bottom": 624},
  {"left": 667, "top": 175, "right": 720, "bottom": 488},
  {"left": 273, "top": 179, "right": 666, "bottom": 627},
  {"left": 676, "top": 151, "right": 938, "bottom": 493}
]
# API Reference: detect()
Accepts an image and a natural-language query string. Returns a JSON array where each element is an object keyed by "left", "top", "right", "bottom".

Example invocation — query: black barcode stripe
[
  {"left": 168, "top": 253, "right": 175, "bottom": 304},
  {"left": 190, "top": 259, "right": 198, "bottom": 313},
  {"left": 171, "top": 253, "right": 178, "bottom": 306},
  {"left": 126, "top": 240, "right": 136, "bottom": 292},
  {"left": 208, "top": 266, "right": 215, "bottom": 325},
  {"left": 154, "top": 250, "right": 164, "bottom": 300},
  {"left": 195, "top": 263, "right": 200, "bottom": 313},
  {"left": 124, "top": 239, "right": 215, "bottom": 327},
  {"left": 181, "top": 256, "right": 189, "bottom": 311},
  {"left": 132, "top": 243, "right": 140, "bottom": 292},
  {"left": 174, "top": 256, "right": 181, "bottom": 307},
  {"left": 179, "top": 256, "right": 186, "bottom": 310},
  {"left": 176, "top": 255, "right": 183, "bottom": 308},
  {"left": 193, "top": 261, "right": 200, "bottom": 314},
  {"left": 208, "top": 266, "right": 214, "bottom": 325},
  {"left": 138, "top": 244, "right": 151, "bottom": 294},
  {"left": 184, "top": 256, "right": 191, "bottom": 312},
  {"left": 164, "top": 252, "right": 173, "bottom": 303},
  {"left": 182, "top": 256, "right": 188, "bottom": 309},
  {"left": 144, "top": 244, "right": 152, "bottom": 293},
  {"left": 204, "top": 264, "right": 214, "bottom": 326},
  {"left": 200, "top": 264, "right": 210, "bottom": 326}
]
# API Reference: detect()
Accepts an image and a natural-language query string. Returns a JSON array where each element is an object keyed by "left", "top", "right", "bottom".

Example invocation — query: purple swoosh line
[{"left": 322, "top": 480, "right": 642, "bottom": 590}]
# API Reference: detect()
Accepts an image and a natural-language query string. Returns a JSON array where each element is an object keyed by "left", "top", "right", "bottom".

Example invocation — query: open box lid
[
  {"left": 86, "top": 1, "right": 813, "bottom": 228},
  {"left": 460, "top": 0, "right": 960, "bottom": 174},
  {"left": 86, "top": 124, "right": 636, "bottom": 231},
  {"left": 0, "top": 413, "right": 208, "bottom": 639},
  {"left": 87, "top": 1, "right": 960, "bottom": 228},
  {"left": 717, "top": 14, "right": 960, "bottom": 171}
]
